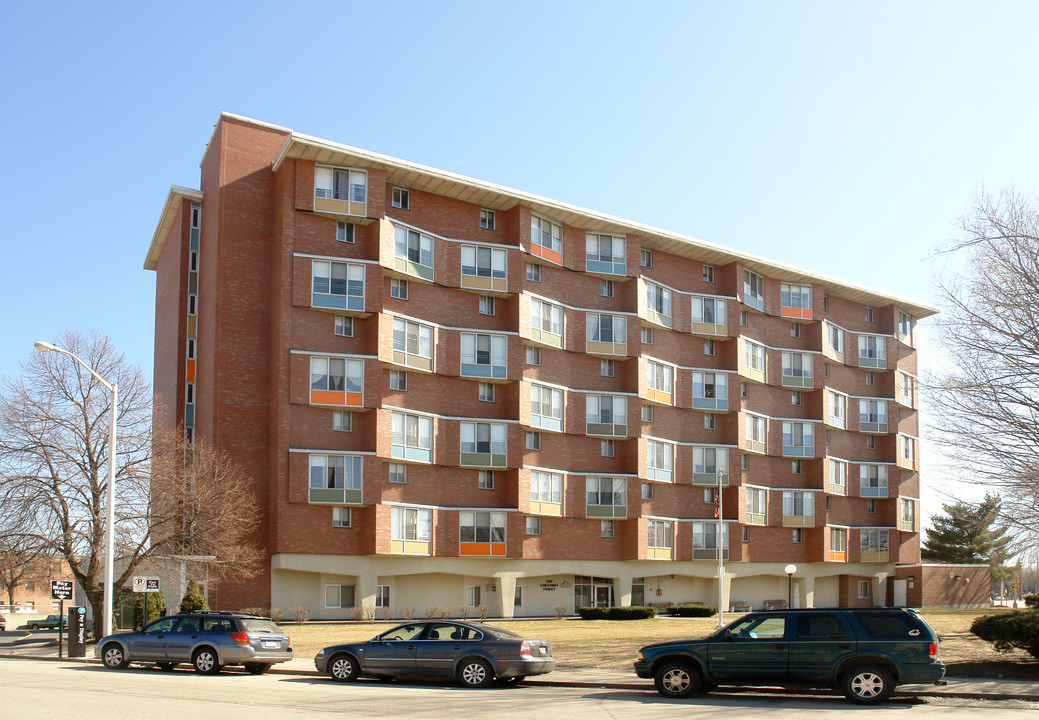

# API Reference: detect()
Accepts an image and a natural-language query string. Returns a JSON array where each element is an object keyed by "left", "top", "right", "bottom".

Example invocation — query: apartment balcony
[
  {"left": 390, "top": 539, "right": 432, "bottom": 555},
  {"left": 782, "top": 514, "right": 815, "bottom": 528},
  {"left": 309, "top": 485, "right": 362, "bottom": 505}
]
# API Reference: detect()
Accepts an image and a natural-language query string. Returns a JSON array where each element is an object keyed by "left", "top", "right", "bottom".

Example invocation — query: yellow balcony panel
[
  {"left": 860, "top": 552, "right": 888, "bottom": 563},
  {"left": 782, "top": 515, "right": 815, "bottom": 528},
  {"left": 586, "top": 340, "right": 627, "bottom": 356},
  {"left": 531, "top": 501, "right": 562, "bottom": 516},
  {"left": 530, "top": 328, "right": 563, "bottom": 348},
  {"left": 690, "top": 321, "right": 727, "bottom": 338},
  {"left": 315, "top": 197, "right": 366, "bottom": 217},
  {"left": 461, "top": 275, "right": 508, "bottom": 293},
  {"left": 646, "top": 388, "right": 673, "bottom": 405},
  {"left": 647, "top": 547, "right": 673, "bottom": 560},
  {"left": 392, "top": 350, "right": 432, "bottom": 372},
  {"left": 391, "top": 539, "right": 431, "bottom": 555},
  {"left": 744, "top": 440, "right": 766, "bottom": 455},
  {"left": 828, "top": 551, "right": 846, "bottom": 562}
]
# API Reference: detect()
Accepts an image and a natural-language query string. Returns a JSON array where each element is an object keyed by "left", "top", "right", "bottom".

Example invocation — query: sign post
[
  {"left": 132, "top": 577, "right": 161, "bottom": 628},
  {"left": 50, "top": 580, "right": 73, "bottom": 658}
]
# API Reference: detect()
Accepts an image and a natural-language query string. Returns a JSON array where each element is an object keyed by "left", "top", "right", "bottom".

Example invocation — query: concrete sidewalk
[{"left": 3, "top": 638, "right": 1037, "bottom": 703}]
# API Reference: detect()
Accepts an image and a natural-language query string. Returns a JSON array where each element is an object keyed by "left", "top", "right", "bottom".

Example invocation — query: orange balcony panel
[
  {"left": 781, "top": 307, "right": 813, "bottom": 320},
  {"left": 459, "top": 542, "right": 507, "bottom": 557},
  {"left": 186, "top": 360, "right": 195, "bottom": 383},
  {"left": 310, "top": 390, "right": 364, "bottom": 407},
  {"left": 531, "top": 245, "right": 562, "bottom": 266},
  {"left": 829, "top": 551, "right": 846, "bottom": 562}
]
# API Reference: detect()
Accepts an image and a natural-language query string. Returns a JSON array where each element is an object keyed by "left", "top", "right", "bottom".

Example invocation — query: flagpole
[{"left": 716, "top": 468, "right": 725, "bottom": 628}]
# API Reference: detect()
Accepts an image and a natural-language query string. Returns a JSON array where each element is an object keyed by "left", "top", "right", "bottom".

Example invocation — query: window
[
  {"left": 859, "top": 464, "right": 889, "bottom": 497},
  {"left": 744, "top": 341, "right": 765, "bottom": 374},
  {"left": 743, "top": 269, "right": 765, "bottom": 311},
  {"left": 780, "top": 283, "right": 812, "bottom": 315},
  {"left": 641, "top": 326, "right": 653, "bottom": 344},
  {"left": 531, "top": 384, "right": 564, "bottom": 431},
  {"left": 739, "top": 310, "right": 748, "bottom": 326},
  {"left": 309, "top": 454, "right": 362, "bottom": 494},
  {"left": 692, "top": 522, "right": 729, "bottom": 559},
  {"left": 388, "top": 463, "right": 406, "bottom": 484},
  {"left": 390, "top": 370, "right": 407, "bottom": 391},
  {"left": 392, "top": 506, "right": 432, "bottom": 543},
  {"left": 858, "top": 335, "right": 886, "bottom": 367},
  {"left": 462, "top": 246, "right": 507, "bottom": 283},
  {"left": 479, "top": 295, "right": 496, "bottom": 315},
  {"left": 390, "top": 277, "right": 409, "bottom": 300},
  {"left": 858, "top": 581, "right": 870, "bottom": 599},
  {"left": 745, "top": 487, "right": 766, "bottom": 524},
  {"left": 586, "top": 394, "right": 627, "bottom": 435},
  {"left": 693, "top": 446, "right": 729, "bottom": 482},
  {"left": 866, "top": 499, "right": 877, "bottom": 513},
  {"left": 526, "top": 431, "right": 541, "bottom": 450},
  {"left": 334, "top": 315, "right": 353, "bottom": 337},
  {"left": 531, "top": 214, "right": 563, "bottom": 258},
  {"left": 478, "top": 470, "right": 495, "bottom": 490},
  {"left": 647, "top": 520, "right": 674, "bottom": 556},
  {"left": 514, "top": 584, "right": 523, "bottom": 607},
  {"left": 460, "top": 511, "right": 506, "bottom": 550},
  {"left": 586, "top": 477, "right": 626, "bottom": 517},
  {"left": 782, "top": 491, "right": 815, "bottom": 523},
  {"left": 601, "top": 358, "right": 615, "bottom": 377},
  {"left": 792, "top": 459, "right": 803, "bottom": 475},
  {"left": 898, "top": 311, "right": 912, "bottom": 342},
  {"left": 641, "top": 482, "right": 654, "bottom": 500},
  {"left": 393, "top": 225, "right": 434, "bottom": 279},
  {"left": 791, "top": 391, "right": 802, "bottom": 406},
  {"left": 325, "top": 584, "right": 356, "bottom": 608},
  {"left": 310, "top": 356, "right": 363, "bottom": 398},
  {"left": 316, "top": 166, "right": 366, "bottom": 203},
  {"left": 790, "top": 323, "right": 801, "bottom": 338},
  {"left": 478, "top": 382, "right": 495, "bottom": 402},
  {"left": 865, "top": 306, "right": 874, "bottom": 323},
  {"left": 702, "top": 263, "right": 714, "bottom": 282},
  {"left": 586, "top": 233, "right": 626, "bottom": 274},
  {"left": 526, "top": 516, "right": 541, "bottom": 535},
  {"left": 742, "top": 526, "right": 750, "bottom": 542},
  {"left": 902, "top": 435, "right": 916, "bottom": 463},
  {"left": 792, "top": 528, "right": 803, "bottom": 543},
  {"left": 601, "top": 439, "right": 615, "bottom": 457},
  {"left": 525, "top": 262, "right": 541, "bottom": 281},
  {"left": 866, "top": 435, "right": 876, "bottom": 450},
  {"left": 825, "top": 429, "right": 832, "bottom": 444},
  {"left": 376, "top": 585, "right": 391, "bottom": 608},
  {"left": 391, "top": 411, "right": 433, "bottom": 462},
  {"left": 704, "top": 413, "right": 717, "bottom": 430},
  {"left": 645, "top": 282, "right": 673, "bottom": 326},
  {"left": 781, "top": 352, "right": 813, "bottom": 387},
  {"left": 704, "top": 339, "right": 716, "bottom": 356},
  {"left": 823, "top": 295, "right": 830, "bottom": 311},
  {"left": 587, "top": 313, "right": 626, "bottom": 347},
  {"left": 480, "top": 208, "right": 496, "bottom": 230},
  {"left": 828, "top": 390, "right": 847, "bottom": 428},
  {"left": 640, "top": 248, "right": 653, "bottom": 267},
  {"left": 692, "top": 372, "right": 729, "bottom": 410},
  {"left": 899, "top": 373, "right": 915, "bottom": 407},
  {"left": 647, "top": 439, "right": 674, "bottom": 482},
  {"left": 740, "top": 382, "right": 749, "bottom": 398},
  {"left": 901, "top": 498, "right": 916, "bottom": 531},
  {"left": 312, "top": 260, "right": 365, "bottom": 310},
  {"left": 830, "top": 527, "right": 847, "bottom": 560},
  {"left": 746, "top": 414, "right": 766, "bottom": 453},
  {"left": 828, "top": 324, "right": 844, "bottom": 353},
  {"left": 829, "top": 459, "right": 847, "bottom": 494},
  {"left": 392, "top": 318, "right": 433, "bottom": 369},
  {"left": 647, "top": 361, "right": 673, "bottom": 403},
  {"left": 530, "top": 470, "right": 563, "bottom": 508},
  {"left": 333, "top": 506, "right": 352, "bottom": 528},
  {"left": 530, "top": 298, "right": 564, "bottom": 344},
  {"left": 460, "top": 421, "right": 507, "bottom": 464},
  {"left": 392, "top": 186, "right": 410, "bottom": 209},
  {"left": 336, "top": 221, "right": 355, "bottom": 243},
  {"left": 526, "top": 346, "right": 541, "bottom": 365},
  {"left": 186, "top": 383, "right": 195, "bottom": 405},
  {"left": 333, "top": 410, "right": 352, "bottom": 432},
  {"left": 601, "top": 520, "right": 615, "bottom": 538},
  {"left": 691, "top": 296, "right": 727, "bottom": 328},
  {"left": 860, "top": 529, "right": 889, "bottom": 558},
  {"left": 859, "top": 399, "right": 888, "bottom": 431},
  {"left": 783, "top": 422, "right": 814, "bottom": 457},
  {"left": 641, "top": 404, "right": 654, "bottom": 422}
]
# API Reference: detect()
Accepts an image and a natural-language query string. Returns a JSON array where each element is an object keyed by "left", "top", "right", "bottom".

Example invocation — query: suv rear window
[
  {"left": 797, "top": 613, "right": 848, "bottom": 638},
  {"left": 239, "top": 618, "right": 284, "bottom": 633},
  {"left": 853, "top": 611, "right": 926, "bottom": 638}
]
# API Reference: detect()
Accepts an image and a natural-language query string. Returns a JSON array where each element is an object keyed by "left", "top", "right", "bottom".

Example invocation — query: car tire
[
  {"left": 30, "top": 624, "right": 39, "bottom": 631},
  {"left": 155, "top": 662, "right": 177, "bottom": 671},
  {"left": 244, "top": 663, "right": 270, "bottom": 675},
  {"left": 841, "top": 665, "right": 895, "bottom": 705},
  {"left": 192, "top": 647, "right": 222, "bottom": 675},
  {"left": 653, "top": 661, "right": 703, "bottom": 698},
  {"left": 101, "top": 643, "right": 130, "bottom": 670},
  {"left": 327, "top": 653, "right": 360, "bottom": 682},
  {"left": 458, "top": 657, "right": 495, "bottom": 688}
]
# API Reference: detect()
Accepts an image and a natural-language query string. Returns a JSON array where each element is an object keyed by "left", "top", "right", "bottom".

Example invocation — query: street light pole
[
  {"left": 35, "top": 341, "right": 118, "bottom": 638},
  {"left": 716, "top": 469, "right": 725, "bottom": 628},
  {"left": 785, "top": 564, "right": 797, "bottom": 608}
]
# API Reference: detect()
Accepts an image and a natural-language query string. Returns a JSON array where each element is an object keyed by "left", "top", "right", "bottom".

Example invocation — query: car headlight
[{"left": 637, "top": 651, "right": 644, "bottom": 661}]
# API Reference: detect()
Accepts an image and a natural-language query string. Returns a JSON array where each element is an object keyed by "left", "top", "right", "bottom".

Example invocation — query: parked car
[
  {"left": 29, "top": 614, "right": 67, "bottom": 631},
  {"left": 314, "top": 620, "right": 555, "bottom": 687},
  {"left": 635, "top": 607, "right": 945, "bottom": 704},
  {"left": 94, "top": 612, "right": 293, "bottom": 674},
  {"left": 0, "top": 612, "right": 6, "bottom": 631}
]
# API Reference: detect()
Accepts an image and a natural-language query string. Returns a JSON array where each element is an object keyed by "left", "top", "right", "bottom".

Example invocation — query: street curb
[{"left": 2, "top": 652, "right": 1037, "bottom": 702}]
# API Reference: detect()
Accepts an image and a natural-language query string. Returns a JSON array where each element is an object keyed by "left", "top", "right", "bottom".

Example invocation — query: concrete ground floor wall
[{"left": 271, "top": 554, "right": 898, "bottom": 620}]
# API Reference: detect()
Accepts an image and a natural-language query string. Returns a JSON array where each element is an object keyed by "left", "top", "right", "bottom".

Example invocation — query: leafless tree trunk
[{"left": 930, "top": 188, "right": 1039, "bottom": 539}]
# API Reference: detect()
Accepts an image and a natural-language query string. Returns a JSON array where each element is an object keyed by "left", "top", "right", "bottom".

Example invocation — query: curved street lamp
[
  {"left": 35, "top": 341, "right": 118, "bottom": 638},
  {"left": 785, "top": 563, "right": 797, "bottom": 608}
]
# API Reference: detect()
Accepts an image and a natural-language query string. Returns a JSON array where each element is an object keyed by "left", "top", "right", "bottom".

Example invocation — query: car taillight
[
  {"left": 231, "top": 632, "right": 250, "bottom": 645},
  {"left": 928, "top": 642, "right": 938, "bottom": 658},
  {"left": 520, "top": 640, "right": 533, "bottom": 659}
]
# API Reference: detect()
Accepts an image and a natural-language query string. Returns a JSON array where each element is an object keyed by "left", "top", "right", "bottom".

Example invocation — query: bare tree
[
  {"left": 0, "top": 520, "right": 51, "bottom": 608},
  {"left": 930, "top": 188, "right": 1039, "bottom": 539},
  {"left": 0, "top": 330, "right": 261, "bottom": 639}
]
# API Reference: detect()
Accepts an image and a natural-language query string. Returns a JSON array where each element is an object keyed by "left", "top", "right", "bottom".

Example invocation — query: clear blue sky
[{"left": 3, "top": 1, "right": 1036, "bottom": 514}]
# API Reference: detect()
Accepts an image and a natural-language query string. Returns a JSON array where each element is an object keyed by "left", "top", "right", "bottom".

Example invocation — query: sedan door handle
[
  {"left": 775, "top": 644, "right": 787, "bottom": 649},
  {"left": 453, "top": 645, "right": 462, "bottom": 650},
  {"left": 407, "top": 645, "right": 416, "bottom": 650},
  {"left": 190, "top": 635, "right": 199, "bottom": 639}
]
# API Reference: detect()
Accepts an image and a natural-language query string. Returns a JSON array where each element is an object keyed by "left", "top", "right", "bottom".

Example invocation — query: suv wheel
[
  {"left": 192, "top": 647, "right": 222, "bottom": 675},
  {"left": 654, "top": 661, "right": 702, "bottom": 698},
  {"left": 841, "top": 665, "right": 894, "bottom": 704}
]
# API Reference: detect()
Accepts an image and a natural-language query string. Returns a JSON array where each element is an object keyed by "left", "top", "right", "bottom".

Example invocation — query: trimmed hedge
[
  {"left": 664, "top": 604, "right": 718, "bottom": 617},
  {"left": 970, "top": 610, "right": 1039, "bottom": 660},
  {"left": 1024, "top": 594, "right": 1039, "bottom": 609},
  {"left": 577, "top": 606, "right": 657, "bottom": 620}
]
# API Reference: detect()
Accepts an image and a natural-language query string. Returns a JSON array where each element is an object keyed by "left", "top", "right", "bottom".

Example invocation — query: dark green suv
[{"left": 635, "top": 608, "right": 945, "bottom": 704}]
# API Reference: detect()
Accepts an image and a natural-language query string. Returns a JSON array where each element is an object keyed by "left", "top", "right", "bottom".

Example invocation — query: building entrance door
[
  {"left": 594, "top": 583, "right": 613, "bottom": 607},
  {"left": 893, "top": 579, "right": 907, "bottom": 607}
]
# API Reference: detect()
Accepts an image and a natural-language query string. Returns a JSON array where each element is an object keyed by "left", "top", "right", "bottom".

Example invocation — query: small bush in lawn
[
  {"left": 458, "top": 604, "right": 473, "bottom": 619},
  {"left": 578, "top": 606, "right": 656, "bottom": 620},
  {"left": 1024, "top": 594, "right": 1039, "bottom": 609},
  {"left": 476, "top": 604, "right": 490, "bottom": 621},
  {"left": 970, "top": 610, "right": 1039, "bottom": 660},
  {"left": 555, "top": 604, "right": 569, "bottom": 619},
  {"left": 399, "top": 606, "right": 415, "bottom": 621},
  {"left": 350, "top": 606, "right": 365, "bottom": 621},
  {"left": 664, "top": 605, "right": 718, "bottom": 618},
  {"left": 291, "top": 606, "right": 310, "bottom": 625},
  {"left": 269, "top": 608, "right": 284, "bottom": 623}
]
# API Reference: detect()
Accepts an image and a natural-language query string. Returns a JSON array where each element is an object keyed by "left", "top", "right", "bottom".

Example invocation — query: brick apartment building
[{"left": 145, "top": 113, "right": 936, "bottom": 618}]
